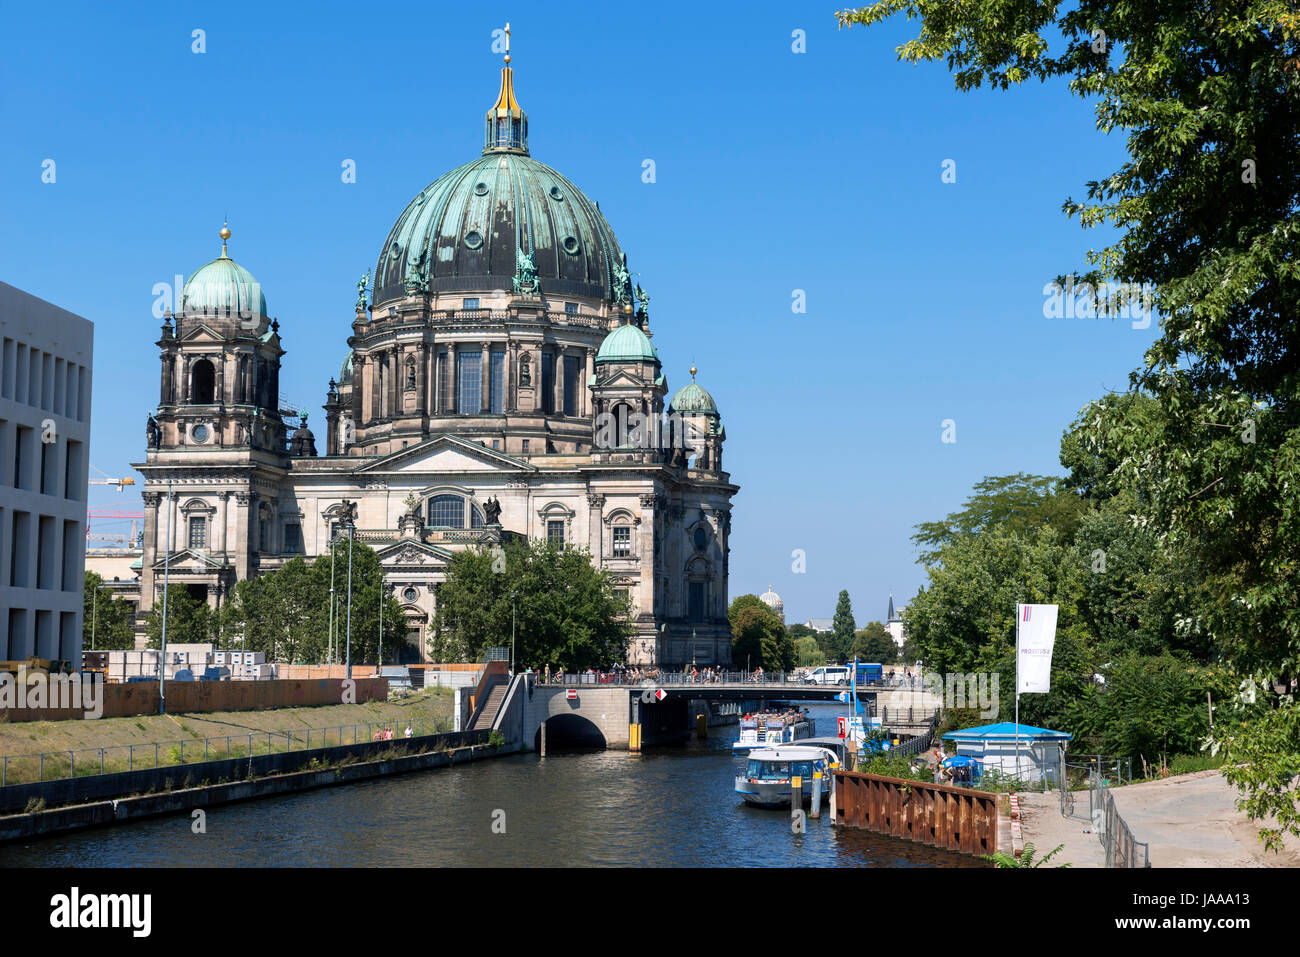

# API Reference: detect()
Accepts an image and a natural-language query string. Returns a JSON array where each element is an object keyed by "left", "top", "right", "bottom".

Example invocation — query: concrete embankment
[{"left": 0, "top": 731, "right": 499, "bottom": 844}]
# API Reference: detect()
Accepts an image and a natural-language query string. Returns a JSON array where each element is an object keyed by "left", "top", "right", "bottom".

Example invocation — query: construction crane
[
  {"left": 89, "top": 465, "right": 135, "bottom": 492},
  {"left": 86, "top": 508, "right": 144, "bottom": 549}
]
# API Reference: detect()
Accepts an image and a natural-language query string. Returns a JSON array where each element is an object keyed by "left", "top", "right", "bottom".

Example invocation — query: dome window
[
  {"left": 403, "top": 586, "right": 419, "bottom": 602},
  {"left": 549, "top": 186, "right": 564, "bottom": 201},
  {"left": 389, "top": 243, "right": 403, "bottom": 261},
  {"left": 464, "top": 231, "right": 484, "bottom": 250},
  {"left": 562, "top": 236, "right": 580, "bottom": 255},
  {"left": 474, "top": 182, "right": 489, "bottom": 196},
  {"left": 693, "top": 527, "right": 708, "bottom": 551}
]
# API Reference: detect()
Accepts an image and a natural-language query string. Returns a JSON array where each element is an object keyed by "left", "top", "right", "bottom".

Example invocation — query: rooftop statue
[{"left": 355, "top": 269, "right": 370, "bottom": 310}]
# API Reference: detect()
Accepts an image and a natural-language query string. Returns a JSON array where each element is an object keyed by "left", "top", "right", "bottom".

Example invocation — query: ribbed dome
[
  {"left": 669, "top": 382, "right": 719, "bottom": 416},
  {"left": 596, "top": 323, "right": 658, "bottom": 364},
  {"left": 373, "top": 153, "right": 625, "bottom": 306},
  {"left": 181, "top": 256, "right": 268, "bottom": 321},
  {"left": 340, "top": 352, "right": 354, "bottom": 385}
]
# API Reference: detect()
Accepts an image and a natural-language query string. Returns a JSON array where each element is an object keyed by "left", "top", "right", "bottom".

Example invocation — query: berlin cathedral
[{"left": 130, "top": 37, "right": 738, "bottom": 667}]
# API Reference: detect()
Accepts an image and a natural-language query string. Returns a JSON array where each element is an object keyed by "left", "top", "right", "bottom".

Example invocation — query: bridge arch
[{"left": 536, "top": 713, "right": 607, "bottom": 753}]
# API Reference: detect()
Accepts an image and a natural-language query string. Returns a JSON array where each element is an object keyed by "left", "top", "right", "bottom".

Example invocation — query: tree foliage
[
  {"left": 852, "top": 622, "right": 898, "bottom": 663},
  {"left": 841, "top": 0, "right": 1300, "bottom": 847},
  {"left": 830, "top": 590, "right": 857, "bottom": 663},
  {"left": 433, "top": 539, "right": 633, "bottom": 671},
  {"left": 84, "top": 572, "right": 135, "bottom": 650}
]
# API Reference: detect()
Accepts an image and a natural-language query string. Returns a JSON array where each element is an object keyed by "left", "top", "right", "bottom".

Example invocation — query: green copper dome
[
  {"left": 669, "top": 381, "right": 719, "bottom": 416},
  {"left": 340, "top": 352, "right": 354, "bottom": 384},
  {"left": 181, "top": 256, "right": 268, "bottom": 322},
  {"left": 373, "top": 152, "right": 625, "bottom": 306},
  {"left": 596, "top": 323, "right": 659, "bottom": 364}
]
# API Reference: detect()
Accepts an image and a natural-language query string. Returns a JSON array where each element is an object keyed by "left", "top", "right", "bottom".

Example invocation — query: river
[{"left": 0, "top": 702, "right": 981, "bottom": 867}]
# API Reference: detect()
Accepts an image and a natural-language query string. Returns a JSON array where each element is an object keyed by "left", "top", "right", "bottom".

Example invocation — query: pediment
[
  {"left": 596, "top": 370, "right": 652, "bottom": 390},
  {"left": 151, "top": 548, "right": 228, "bottom": 571},
  {"left": 375, "top": 540, "right": 454, "bottom": 567},
  {"left": 180, "top": 324, "right": 226, "bottom": 343},
  {"left": 358, "top": 434, "right": 536, "bottom": 476}
]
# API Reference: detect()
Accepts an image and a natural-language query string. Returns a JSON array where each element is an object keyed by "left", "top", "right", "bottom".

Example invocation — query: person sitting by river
[{"left": 404, "top": 724, "right": 413, "bottom": 739}]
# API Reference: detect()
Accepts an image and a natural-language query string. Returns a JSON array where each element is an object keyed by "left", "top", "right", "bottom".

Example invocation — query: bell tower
[{"left": 150, "top": 224, "right": 287, "bottom": 457}]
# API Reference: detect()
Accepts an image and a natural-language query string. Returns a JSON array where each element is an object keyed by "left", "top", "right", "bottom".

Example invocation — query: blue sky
[{"left": 0, "top": 0, "right": 1151, "bottom": 626}]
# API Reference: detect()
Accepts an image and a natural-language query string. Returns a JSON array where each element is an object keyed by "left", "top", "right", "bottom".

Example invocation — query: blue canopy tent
[{"left": 941, "top": 722, "right": 1072, "bottom": 784}]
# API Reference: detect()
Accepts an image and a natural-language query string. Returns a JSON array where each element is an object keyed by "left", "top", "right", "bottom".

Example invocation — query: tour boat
[
  {"left": 731, "top": 710, "right": 816, "bottom": 753},
  {"left": 734, "top": 745, "right": 840, "bottom": 808}
]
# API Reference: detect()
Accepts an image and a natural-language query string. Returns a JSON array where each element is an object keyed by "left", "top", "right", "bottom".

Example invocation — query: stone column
[
  {"left": 554, "top": 350, "right": 564, "bottom": 416},
  {"left": 584, "top": 347, "right": 595, "bottom": 417},
  {"left": 180, "top": 357, "right": 191, "bottom": 404},
  {"left": 587, "top": 493, "right": 605, "bottom": 560},
  {"left": 218, "top": 491, "right": 230, "bottom": 555},
  {"left": 480, "top": 341, "right": 491, "bottom": 413},
  {"left": 389, "top": 346, "right": 400, "bottom": 418},
  {"left": 216, "top": 352, "right": 227, "bottom": 406},
  {"left": 159, "top": 355, "right": 170, "bottom": 405},
  {"left": 449, "top": 342, "right": 460, "bottom": 414},
  {"left": 507, "top": 340, "right": 518, "bottom": 413},
  {"left": 414, "top": 343, "right": 427, "bottom": 416},
  {"left": 140, "top": 491, "right": 161, "bottom": 613},
  {"left": 639, "top": 492, "right": 658, "bottom": 663},
  {"left": 234, "top": 491, "right": 254, "bottom": 578}
]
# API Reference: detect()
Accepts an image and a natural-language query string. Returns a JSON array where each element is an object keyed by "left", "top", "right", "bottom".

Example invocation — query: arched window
[
  {"left": 191, "top": 359, "right": 215, "bottom": 404},
  {"left": 428, "top": 494, "right": 465, "bottom": 528}
]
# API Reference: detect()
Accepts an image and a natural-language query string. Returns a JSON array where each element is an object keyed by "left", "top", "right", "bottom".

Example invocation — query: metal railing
[
  {"left": 1093, "top": 777, "right": 1150, "bottom": 867},
  {"left": 0, "top": 715, "right": 451, "bottom": 788},
  {"left": 536, "top": 670, "right": 930, "bottom": 691}
]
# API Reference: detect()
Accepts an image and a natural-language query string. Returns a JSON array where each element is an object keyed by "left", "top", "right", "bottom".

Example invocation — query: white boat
[
  {"left": 734, "top": 745, "right": 840, "bottom": 808},
  {"left": 731, "top": 709, "right": 816, "bottom": 753}
]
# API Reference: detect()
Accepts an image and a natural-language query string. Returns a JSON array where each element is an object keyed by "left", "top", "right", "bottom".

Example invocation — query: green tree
[
  {"left": 840, "top": 0, "right": 1300, "bottom": 845},
  {"left": 729, "top": 595, "right": 792, "bottom": 671},
  {"left": 434, "top": 539, "right": 632, "bottom": 670},
  {"left": 144, "top": 585, "right": 213, "bottom": 647},
  {"left": 83, "top": 571, "right": 135, "bottom": 650},
  {"left": 912, "top": 474, "right": 1087, "bottom": 567},
  {"left": 830, "top": 590, "right": 856, "bottom": 663},
  {"left": 852, "top": 622, "right": 898, "bottom": 664},
  {"left": 793, "top": 636, "right": 824, "bottom": 668},
  {"left": 218, "top": 543, "right": 404, "bottom": 665}
]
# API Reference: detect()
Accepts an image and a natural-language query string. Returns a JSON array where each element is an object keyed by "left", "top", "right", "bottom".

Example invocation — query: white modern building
[{"left": 0, "top": 281, "right": 93, "bottom": 664}]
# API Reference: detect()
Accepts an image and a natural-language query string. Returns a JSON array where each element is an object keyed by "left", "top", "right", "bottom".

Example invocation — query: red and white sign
[
  {"left": 837, "top": 717, "right": 848, "bottom": 738},
  {"left": 655, "top": 688, "right": 667, "bottom": 702},
  {"left": 565, "top": 689, "right": 578, "bottom": 700}
]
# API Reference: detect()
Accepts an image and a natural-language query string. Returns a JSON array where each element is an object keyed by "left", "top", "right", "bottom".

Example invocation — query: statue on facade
[
  {"left": 518, "top": 353, "right": 531, "bottom": 386},
  {"left": 405, "top": 357, "right": 416, "bottom": 392},
  {"left": 355, "top": 269, "right": 370, "bottom": 310},
  {"left": 513, "top": 249, "right": 539, "bottom": 295},
  {"left": 634, "top": 282, "right": 650, "bottom": 314},
  {"left": 484, "top": 495, "right": 502, "bottom": 526},
  {"left": 146, "top": 414, "right": 160, "bottom": 449},
  {"left": 339, "top": 499, "right": 359, "bottom": 527},
  {"left": 613, "top": 255, "right": 632, "bottom": 305}
]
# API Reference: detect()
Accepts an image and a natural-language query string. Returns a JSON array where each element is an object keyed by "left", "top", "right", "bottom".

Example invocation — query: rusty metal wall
[{"left": 832, "top": 769, "right": 1000, "bottom": 858}]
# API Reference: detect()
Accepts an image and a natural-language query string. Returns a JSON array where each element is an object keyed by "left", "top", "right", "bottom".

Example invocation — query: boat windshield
[{"left": 746, "top": 760, "right": 815, "bottom": 780}]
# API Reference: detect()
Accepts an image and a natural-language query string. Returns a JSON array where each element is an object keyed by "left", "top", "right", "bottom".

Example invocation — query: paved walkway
[{"left": 1019, "top": 770, "right": 1300, "bottom": 868}]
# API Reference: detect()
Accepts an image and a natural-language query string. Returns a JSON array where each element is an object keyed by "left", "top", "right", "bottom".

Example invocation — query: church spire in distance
[{"left": 484, "top": 22, "right": 529, "bottom": 155}]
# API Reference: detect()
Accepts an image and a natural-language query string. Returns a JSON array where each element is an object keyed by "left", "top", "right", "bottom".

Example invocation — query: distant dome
[
  {"left": 759, "top": 585, "right": 784, "bottom": 622},
  {"left": 596, "top": 323, "right": 659, "bottom": 364},
  {"left": 669, "top": 382, "right": 718, "bottom": 417},
  {"left": 181, "top": 255, "right": 268, "bottom": 322},
  {"left": 340, "top": 352, "right": 354, "bottom": 385},
  {"left": 289, "top": 417, "right": 317, "bottom": 457}
]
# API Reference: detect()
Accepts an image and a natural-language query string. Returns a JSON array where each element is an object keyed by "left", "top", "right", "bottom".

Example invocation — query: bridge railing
[{"left": 535, "top": 670, "right": 923, "bottom": 690}]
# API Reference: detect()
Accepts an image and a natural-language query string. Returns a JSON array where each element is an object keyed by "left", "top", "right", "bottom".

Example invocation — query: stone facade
[{"left": 126, "top": 57, "right": 738, "bottom": 669}]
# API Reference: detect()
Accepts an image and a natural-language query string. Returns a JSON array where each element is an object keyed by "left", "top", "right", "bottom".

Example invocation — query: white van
[{"left": 804, "top": 666, "right": 850, "bottom": 686}]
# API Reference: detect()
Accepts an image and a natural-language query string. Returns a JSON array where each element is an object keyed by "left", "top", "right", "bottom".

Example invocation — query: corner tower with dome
[{"left": 131, "top": 35, "right": 738, "bottom": 668}]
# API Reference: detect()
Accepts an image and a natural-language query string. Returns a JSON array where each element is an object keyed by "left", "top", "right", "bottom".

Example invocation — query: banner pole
[{"left": 1015, "top": 603, "right": 1021, "bottom": 782}]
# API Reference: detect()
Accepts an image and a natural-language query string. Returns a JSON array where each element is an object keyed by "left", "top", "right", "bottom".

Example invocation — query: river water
[{"left": 0, "top": 702, "right": 981, "bottom": 867}]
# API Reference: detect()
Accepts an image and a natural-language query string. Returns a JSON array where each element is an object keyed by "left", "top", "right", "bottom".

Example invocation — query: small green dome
[
  {"left": 596, "top": 323, "right": 659, "bottom": 364},
  {"left": 669, "top": 381, "right": 719, "bottom": 416},
  {"left": 340, "top": 352, "right": 354, "bottom": 384},
  {"left": 181, "top": 256, "right": 268, "bottom": 321}
]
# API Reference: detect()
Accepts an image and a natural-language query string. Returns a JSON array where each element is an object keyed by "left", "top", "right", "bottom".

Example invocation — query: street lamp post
[
  {"left": 159, "top": 479, "right": 173, "bottom": 715},
  {"left": 328, "top": 532, "right": 337, "bottom": 665},
  {"left": 378, "top": 582, "right": 384, "bottom": 675},
  {"left": 345, "top": 521, "right": 354, "bottom": 680}
]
